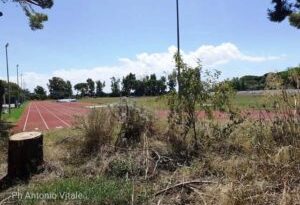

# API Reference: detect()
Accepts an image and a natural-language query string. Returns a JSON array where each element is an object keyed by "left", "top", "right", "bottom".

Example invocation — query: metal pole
[
  {"left": 17, "top": 64, "right": 20, "bottom": 106},
  {"left": 5, "top": 43, "right": 11, "bottom": 114},
  {"left": 176, "top": 0, "right": 180, "bottom": 58},
  {"left": 20, "top": 73, "right": 23, "bottom": 103},
  {"left": 176, "top": 0, "right": 181, "bottom": 94}
]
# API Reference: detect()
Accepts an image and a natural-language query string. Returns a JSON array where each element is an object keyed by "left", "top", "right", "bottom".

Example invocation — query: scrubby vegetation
[
  {"left": 0, "top": 62, "right": 299, "bottom": 204},
  {"left": 0, "top": 90, "right": 299, "bottom": 204}
]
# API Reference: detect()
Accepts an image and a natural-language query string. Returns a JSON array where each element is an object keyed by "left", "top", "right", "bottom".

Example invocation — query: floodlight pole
[
  {"left": 17, "top": 64, "right": 20, "bottom": 106},
  {"left": 176, "top": 0, "right": 180, "bottom": 59},
  {"left": 5, "top": 43, "right": 11, "bottom": 114},
  {"left": 20, "top": 73, "right": 23, "bottom": 103},
  {"left": 176, "top": 0, "right": 182, "bottom": 95}
]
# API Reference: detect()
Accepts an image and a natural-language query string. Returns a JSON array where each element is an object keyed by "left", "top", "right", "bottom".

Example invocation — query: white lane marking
[
  {"left": 39, "top": 103, "right": 71, "bottom": 127},
  {"left": 55, "top": 102, "right": 88, "bottom": 112},
  {"left": 34, "top": 102, "right": 49, "bottom": 130},
  {"left": 23, "top": 102, "right": 32, "bottom": 131},
  {"left": 43, "top": 102, "right": 75, "bottom": 118}
]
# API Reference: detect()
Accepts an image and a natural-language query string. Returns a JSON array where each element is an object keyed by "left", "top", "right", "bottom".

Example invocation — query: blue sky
[{"left": 0, "top": 0, "right": 299, "bottom": 91}]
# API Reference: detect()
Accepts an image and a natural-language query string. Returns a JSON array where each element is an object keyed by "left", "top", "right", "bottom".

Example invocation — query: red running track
[
  {"left": 15, "top": 101, "right": 290, "bottom": 133},
  {"left": 14, "top": 101, "right": 90, "bottom": 133}
]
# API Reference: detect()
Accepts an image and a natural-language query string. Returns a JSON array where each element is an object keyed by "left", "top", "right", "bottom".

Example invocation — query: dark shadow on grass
[
  {"left": 0, "top": 121, "right": 14, "bottom": 138},
  {"left": 0, "top": 175, "right": 31, "bottom": 192},
  {"left": 0, "top": 121, "right": 18, "bottom": 192}
]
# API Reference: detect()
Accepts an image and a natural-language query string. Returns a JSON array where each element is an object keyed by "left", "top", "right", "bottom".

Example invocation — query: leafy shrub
[
  {"left": 167, "top": 54, "right": 235, "bottom": 160},
  {"left": 107, "top": 158, "right": 132, "bottom": 178},
  {"left": 113, "top": 98, "right": 154, "bottom": 148},
  {"left": 76, "top": 98, "right": 155, "bottom": 157},
  {"left": 76, "top": 108, "right": 117, "bottom": 155},
  {"left": 270, "top": 91, "right": 300, "bottom": 147}
]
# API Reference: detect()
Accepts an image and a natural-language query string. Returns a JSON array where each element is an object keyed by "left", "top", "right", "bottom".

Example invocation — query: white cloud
[{"left": 2, "top": 42, "right": 281, "bottom": 93}]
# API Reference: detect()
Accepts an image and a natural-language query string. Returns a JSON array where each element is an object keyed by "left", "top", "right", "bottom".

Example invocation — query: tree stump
[{"left": 7, "top": 132, "right": 44, "bottom": 180}]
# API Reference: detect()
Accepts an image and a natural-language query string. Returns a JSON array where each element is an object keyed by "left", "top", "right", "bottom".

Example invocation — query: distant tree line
[
  {"left": 8, "top": 66, "right": 298, "bottom": 102},
  {"left": 30, "top": 73, "right": 173, "bottom": 100},
  {"left": 72, "top": 72, "right": 176, "bottom": 98},
  {"left": 229, "top": 66, "right": 300, "bottom": 91}
]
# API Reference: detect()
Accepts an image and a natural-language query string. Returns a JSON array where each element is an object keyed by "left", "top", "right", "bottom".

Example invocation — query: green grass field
[
  {"left": 2, "top": 102, "right": 28, "bottom": 123},
  {"left": 80, "top": 94, "right": 266, "bottom": 110},
  {"left": 25, "top": 177, "right": 133, "bottom": 205},
  {"left": 232, "top": 94, "right": 265, "bottom": 108}
]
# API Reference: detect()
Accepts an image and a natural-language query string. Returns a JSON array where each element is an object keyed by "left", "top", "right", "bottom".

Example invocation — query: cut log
[{"left": 7, "top": 132, "right": 44, "bottom": 180}]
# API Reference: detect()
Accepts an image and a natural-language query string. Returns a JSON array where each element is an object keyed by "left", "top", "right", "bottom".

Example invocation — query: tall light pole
[
  {"left": 20, "top": 73, "right": 23, "bottom": 103},
  {"left": 17, "top": 64, "right": 20, "bottom": 106},
  {"left": 5, "top": 43, "right": 11, "bottom": 114},
  {"left": 176, "top": 0, "right": 181, "bottom": 59},
  {"left": 176, "top": 0, "right": 182, "bottom": 94}
]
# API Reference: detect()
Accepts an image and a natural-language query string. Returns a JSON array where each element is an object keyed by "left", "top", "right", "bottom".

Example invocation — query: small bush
[
  {"left": 107, "top": 158, "right": 132, "bottom": 178},
  {"left": 76, "top": 98, "right": 155, "bottom": 158},
  {"left": 76, "top": 108, "right": 117, "bottom": 155},
  {"left": 113, "top": 98, "right": 155, "bottom": 148}
]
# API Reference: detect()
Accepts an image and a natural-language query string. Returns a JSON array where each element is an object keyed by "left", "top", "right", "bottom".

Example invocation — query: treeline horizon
[
  {"left": 1, "top": 65, "right": 299, "bottom": 101},
  {"left": 231, "top": 66, "right": 300, "bottom": 91}
]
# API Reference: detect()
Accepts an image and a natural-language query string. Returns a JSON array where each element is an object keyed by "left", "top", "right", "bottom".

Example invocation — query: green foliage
[
  {"left": 265, "top": 72, "right": 283, "bottom": 89},
  {"left": 267, "top": 90, "right": 300, "bottom": 147},
  {"left": 114, "top": 98, "right": 154, "bottom": 148},
  {"left": 289, "top": 12, "right": 300, "bottom": 28},
  {"left": 121, "top": 73, "right": 167, "bottom": 97},
  {"left": 2, "top": 102, "right": 28, "bottom": 123},
  {"left": 66, "top": 80, "right": 73, "bottom": 97},
  {"left": 27, "top": 12, "right": 48, "bottom": 30},
  {"left": 76, "top": 98, "right": 154, "bottom": 154},
  {"left": 86, "top": 78, "right": 95, "bottom": 97},
  {"left": 0, "top": 80, "right": 22, "bottom": 107},
  {"left": 2, "top": 0, "right": 53, "bottom": 30},
  {"left": 168, "top": 54, "right": 235, "bottom": 160},
  {"left": 74, "top": 82, "right": 88, "bottom": 97},
  {"left": 26, "top": 177, "right": 133, "bottom": 205},
  {"left": 167, "top": 71, "right": 177, "bottom": 92},
  {"left": 122, "top": 73, "right": 136, "bottom": 96},
  {"left": 48, "top": 77, "right": 72, "bottom": 99},
  {"left": 239, "top": 75, "right": 266, "bottom": 90},
  {"left": 287, "top": 66, "right": 300, "bottom": 88},
  {"left": 22, "top": 88, "right": 33, "bottom": 101},
  {"left": 76, "top": 108, "right": 117, "bottom": 155},
  {"left": 0, "top": 81, "right": 5, "bottom": 119},
  {"left": 107, "top": 159, "right": 132, "bottom": 178},
  {"left": 229, "top": 66, "right": 300, "bottom": 90},
  {"left": 212, "top": 81, "right": 236, "bottom": 111},
  {"left": 135, "top": 74, "right": 167, "bottom": 96},
  {"left": 268, "top": 0, "right": 300, "bottom": 29},
  {"left": 110, "top": 77, "right": 121, "bottom": 97},
  {"left": 33, "top": 85, "right": 47, "bottom": 100},
  {"left": 168, "top": 56, "right": 209, "bottom": 157},
  {"left": 95, "top": 80, "right": 106, "bottom": 97}
]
